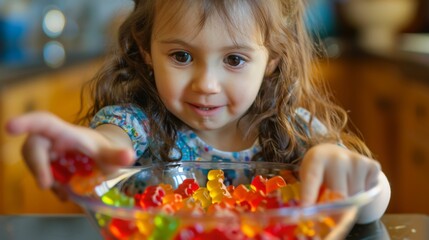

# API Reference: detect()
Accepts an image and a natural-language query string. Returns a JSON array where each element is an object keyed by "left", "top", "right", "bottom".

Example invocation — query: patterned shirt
[{"left": 90, "top": 104, "right": 326, "bottom": 165}]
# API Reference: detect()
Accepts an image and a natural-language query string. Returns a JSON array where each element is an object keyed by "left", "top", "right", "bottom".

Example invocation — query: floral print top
[{"left": 90, "top": 104, "right": 327, "bottom": 165}]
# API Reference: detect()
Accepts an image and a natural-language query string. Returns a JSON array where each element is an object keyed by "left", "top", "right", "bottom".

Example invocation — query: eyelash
[
  {"left": 170, "top": 51, "right": 192, "bottom": 65},
  {"left": 169, "top": 51, "right": 248, "bottom": 68},
  {"left": 223, "top": 54, "right": 247, "bottom": 68}
]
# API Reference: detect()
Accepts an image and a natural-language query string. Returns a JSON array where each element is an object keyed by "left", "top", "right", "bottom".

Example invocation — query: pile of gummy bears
[{"left": 50, "top": 152, "right": 345, "bottom": 240}]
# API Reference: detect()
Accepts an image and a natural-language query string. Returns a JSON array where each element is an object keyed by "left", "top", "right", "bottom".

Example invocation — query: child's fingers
[
  {"left": 7, "top": 111, "right": 136, "bottom": 180},
  {"left": 348, "top": 157, "right": 374, "bottom": 195},
  {"left": 299, "top": 158, "right": 324, "bottom": 207},
  {"left": 6, "top": 112, "right": 66, "bottom": 137},
  {"left": 366, "top": 161, "right": 381, "bottom": 190},
  {"left": 325, "top": 164, "right": 348, "bottom": 197},
  {"left": 51, "top": 182, "right": 69, "bottom": 201},
  {"left": 348, "top": 169, "right": 366, "bottom": 196},
  {"left": 22, "top": 135, "right": 53, "bottom": 189},
  {"left": 5, "top": 115, "right": 25, "bottom": 135}
]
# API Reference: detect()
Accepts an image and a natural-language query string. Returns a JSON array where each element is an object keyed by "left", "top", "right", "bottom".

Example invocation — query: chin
[{"left": 187, "top": 121, "right": 222, "bottom": 132}]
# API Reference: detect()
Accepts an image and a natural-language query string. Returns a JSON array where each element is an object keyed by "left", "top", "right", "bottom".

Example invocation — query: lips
[
  {"left": 189, "top": 103, "right": 222, "bottom": 116},
  {"left": 198, "top": 106, "right": 216, "bottom": 111}
]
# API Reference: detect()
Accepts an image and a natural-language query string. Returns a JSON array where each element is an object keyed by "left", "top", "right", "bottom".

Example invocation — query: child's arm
[
  {"left": 299, "top": 143, "right": 391, "bottom": 224},
  {"left": 6, "top": 111, "right": 135, "bottom": 190}
]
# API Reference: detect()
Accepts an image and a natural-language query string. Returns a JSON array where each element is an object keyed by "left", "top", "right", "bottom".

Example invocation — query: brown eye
[
  {"left": 171, "top": 51, "right": 192, "bottom": 64},
  {"left": 224, "top": 55, "right": 245, "bottom": 67}
]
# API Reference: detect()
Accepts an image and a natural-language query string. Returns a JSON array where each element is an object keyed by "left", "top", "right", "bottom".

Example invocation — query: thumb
[{"left": 95, "top": 147, "right": 136, "bottom": 175}]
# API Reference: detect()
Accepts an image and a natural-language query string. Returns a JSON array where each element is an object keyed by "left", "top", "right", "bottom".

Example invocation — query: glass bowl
[{"left": 67, "top": 161, "right": 381, "bottom": 240}]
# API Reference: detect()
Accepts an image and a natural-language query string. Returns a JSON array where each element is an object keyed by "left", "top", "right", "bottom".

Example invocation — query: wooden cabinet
[
  {"left": 397, "top": 81, "right": 429, "bottom": 213},
  {"left": 0, "top": 59, "right": 102, "bottom": 214},
  {"left": 319, "top": 55, "right": 429, "bottom": 214}
]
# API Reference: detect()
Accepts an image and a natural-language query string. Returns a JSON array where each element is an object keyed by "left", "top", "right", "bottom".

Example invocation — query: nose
[{"left": 191, "top": 65, "right": 221, "bottom": 94}]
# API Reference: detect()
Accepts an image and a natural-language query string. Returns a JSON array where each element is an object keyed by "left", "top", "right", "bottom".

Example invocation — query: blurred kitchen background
[{"left": 0, "top": 0, "right": 428, "bottom": 215}]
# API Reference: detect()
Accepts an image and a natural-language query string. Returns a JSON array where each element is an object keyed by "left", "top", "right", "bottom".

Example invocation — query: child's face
[{"left": 147, "top": 6, "right": 271, "bottom": 136}]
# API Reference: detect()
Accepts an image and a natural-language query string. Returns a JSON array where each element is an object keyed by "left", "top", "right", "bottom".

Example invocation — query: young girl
[{"left": 6, "top": 0, "right": 390, "bottom": 224}]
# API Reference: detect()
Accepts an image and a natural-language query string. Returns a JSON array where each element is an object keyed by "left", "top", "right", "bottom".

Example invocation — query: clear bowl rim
[{"left": 68, "top": 161, "right": 381, "bottom": 219}]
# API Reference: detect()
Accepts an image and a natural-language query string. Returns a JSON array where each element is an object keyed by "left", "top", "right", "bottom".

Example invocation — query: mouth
[
  {"left": 190, "top": 103, "right": 220, "bottom": 109},
  {"left": 189, "top": 103, "right": 222, "bottom": 116},
  {"left": 197, "top": 106, "right": 217, "bottom": 111}
]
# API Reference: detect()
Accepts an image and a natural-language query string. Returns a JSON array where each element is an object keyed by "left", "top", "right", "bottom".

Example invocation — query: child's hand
[
  {"left": 299, "top": 143, "right": 381, "bottom": 206},
  {"left": 6, "top": 111, "right": 135, "bottom": 191}
]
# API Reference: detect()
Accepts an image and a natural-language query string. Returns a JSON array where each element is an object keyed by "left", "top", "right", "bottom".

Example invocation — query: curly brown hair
[{"left": 81, "top": 0, "right": 372, "bottom": 163}]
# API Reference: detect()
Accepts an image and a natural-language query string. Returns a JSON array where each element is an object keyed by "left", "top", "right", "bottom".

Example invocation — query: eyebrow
[{"left": 158, "top": 38, "right": 258, "bottom": 52}]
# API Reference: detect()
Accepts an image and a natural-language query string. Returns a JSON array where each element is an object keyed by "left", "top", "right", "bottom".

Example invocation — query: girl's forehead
[{"left": 151, "top": 1, "right": 264, "bottom": 44}]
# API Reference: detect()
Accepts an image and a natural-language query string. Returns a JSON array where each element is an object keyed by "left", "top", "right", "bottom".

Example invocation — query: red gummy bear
[
  {"left": 251, "top": 175, "right": 267, "bottom": 194},
  {"left": 108, "top": 218, "right": 138, "bottom": 239},
  {"left": 174, "top": 178, "right": 199, "bottom": 198},
  {"left": 137, "top": 186, "right": 166, "bottom": 209},
  {"left": 173, "top": 225, "right": 204, "bottom": 240},
  {"left": 264, "top": 223, "right": 297, "bottom": 239},
  {"left": 50, "top": 151, "right": 96, "bottom": 184}
]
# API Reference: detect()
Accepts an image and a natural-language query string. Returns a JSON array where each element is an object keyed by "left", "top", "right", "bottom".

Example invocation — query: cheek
[
  {"left": 227, "top": 78, "right": 263, "bottom": 110},
  {"left": 155, "top": 83, "right": 169, "bottom": 103},
  {"left": 152, "top": 57, "right": 177, "bottom": 102},
  {"left": 154, "top": 71, "right": 187, "bottom": 108},
  {"left": 156, "top": 80, "right": 177, "bottom": 103}
]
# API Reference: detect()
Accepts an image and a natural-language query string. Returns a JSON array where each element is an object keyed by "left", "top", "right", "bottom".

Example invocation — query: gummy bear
[
  {"left": 149, "top": 215, "right": 179, "bottom": 240},
  {"left": 232, "top": 184, "right": 250, "bottom": 203},
  {"left": 108, "top": 218, "right": 138, "bottom": 239},
  {"left": 207, "top": 178, "right": 231, "bottom": 203},
  {"left": 264, "top": 223, "right": 297, "bottom": 239},
  {"left": 137, "top": 186, "right": 166, "bottom": 209},
  {"left": 265, "top": 176, "right": 287, "bottom": 194},
  {"left": 101, "top": 188, "right": 134, "bottom": 207},
  {"left": 246, "top": 190, "right": 266, "bottom": 211},
  {"left": 173, "top": 224, "right": 204, "bottom": 240},
  {"left": 251, "top": 175, "right": 267, "bottom": 193},
  {"left": 50, "top": 151, "right": 104, "bottom": 195},
  {"left": 175, "top": 179, "right": 199, "bottom": 198},
  {"left": 69, "top": 169, "right": 104, "bottom": 195},
  {"left": 207, "top": 169, "right": 225, "bottom": 181},
  {"left": 162, "top": 193, "right": 184, "bottom": 213},
  {"left": 50, "top": 151, "right": 96, "bottom": 183},
  {"left": 192, "top": 187, "right": 212, "bottom": 208}
]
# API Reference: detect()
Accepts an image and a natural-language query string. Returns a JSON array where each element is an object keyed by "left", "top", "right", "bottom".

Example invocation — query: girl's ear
[
  {"left": 265, "top": 57, "right": 280, "bottom": 76},
  {"left": 143, "top": 52, "right": 153, "bottom": 66},
  {"left": 139, "top": 47, "right": 153, "bottom": 66}
]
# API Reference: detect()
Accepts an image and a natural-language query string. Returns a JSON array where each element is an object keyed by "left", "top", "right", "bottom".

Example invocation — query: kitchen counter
[
  {"left": 348, "top": 214, "right": 429, "bottom": 239},
  {"left": 0, "top": 214, "right": 427, "bottom": 239},
  {"left": 0, "top": 214, "right": 102, "bottom": 240}
]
